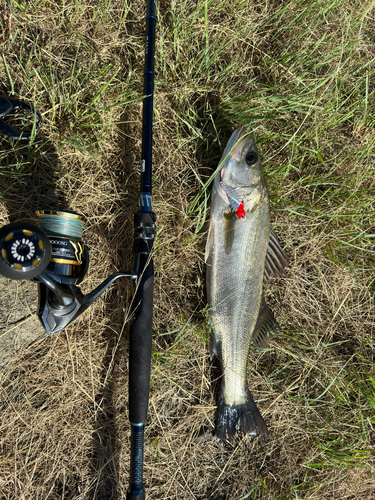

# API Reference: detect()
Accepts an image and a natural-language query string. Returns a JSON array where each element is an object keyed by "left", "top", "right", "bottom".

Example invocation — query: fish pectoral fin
[
  {"left": 223, "top": 210, "right": 235, "bottom": 254},
  {"left": 200, "top": 220, "right": 210, "bottom": 234},
  {"left": 263, "top": 226, "right": 289, "bottom": 283},
  {"left": 252, "top": 296, "right": 281, "bottom": 349},
  {"left": 205, "top": 218, "right": 214, "bottom": 263}
]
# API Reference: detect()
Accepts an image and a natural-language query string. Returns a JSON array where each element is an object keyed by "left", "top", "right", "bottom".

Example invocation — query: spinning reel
[{"left": 0, "top": 210, "right": 147, "bottom": 334}]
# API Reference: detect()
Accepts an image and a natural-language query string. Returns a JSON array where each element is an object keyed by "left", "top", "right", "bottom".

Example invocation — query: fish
[{"left": 205, "top": 127, "right": 288, "bottom": 442}]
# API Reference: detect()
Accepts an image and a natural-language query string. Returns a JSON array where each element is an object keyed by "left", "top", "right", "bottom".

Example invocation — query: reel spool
[
  {"left": 0, "top": 222, "right": 51, "bottom": 280},
  {"left": 36, "top": 210, "right": 88, "bottom": 283}
]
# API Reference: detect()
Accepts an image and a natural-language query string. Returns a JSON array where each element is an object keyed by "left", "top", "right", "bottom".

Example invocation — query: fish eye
[{"left": 245, "top": 151, "right": 258, "bottom": 166}]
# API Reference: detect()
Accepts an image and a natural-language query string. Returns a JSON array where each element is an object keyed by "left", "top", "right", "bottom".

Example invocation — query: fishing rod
[
  {"left": 0, "top": 0, "right": 157, "bottom": 497},
  {"left": 127, "top": 0, "right": 156, "bottom": 497}
]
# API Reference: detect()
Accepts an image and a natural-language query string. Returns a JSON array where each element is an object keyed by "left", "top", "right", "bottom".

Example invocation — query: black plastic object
[
  {"left": 0, "top": 96, "right": 42, "bottom": 140},
  {"left": 0, "top": 222, "right": 51, "bottom": 280}
]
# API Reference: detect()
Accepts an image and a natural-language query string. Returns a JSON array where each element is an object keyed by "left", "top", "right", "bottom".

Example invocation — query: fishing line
[
  {"left": 36, "top": 210, "right": 86, "bottom": 267},
  {"left": 36, "top": 210, "right": 85, "bottom": 239}
]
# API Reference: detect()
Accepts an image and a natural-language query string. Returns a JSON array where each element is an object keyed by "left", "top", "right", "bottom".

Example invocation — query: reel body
[
  {"left": 0, "top": 96, "right": 43, "bottom": 140},
  {"left": 0, "top": 210, "right": 136, "bottom": 334}
]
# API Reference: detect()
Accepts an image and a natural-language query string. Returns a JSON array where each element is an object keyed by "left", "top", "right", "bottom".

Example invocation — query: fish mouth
[
  {"left": 218, "top": 127, "right": 255, "bottom": 180},
  {"left": 216, "top": 126, "right": 255, "bottom": 202},
  {"left": 221, "top": 127, "right": 252, "bottom": 162},
  {"left": 231, "top": 126, "right": 250, "bottom": 144}
]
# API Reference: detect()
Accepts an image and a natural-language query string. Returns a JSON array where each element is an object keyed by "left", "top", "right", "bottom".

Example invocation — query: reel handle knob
[{"left": 0, "top": 222, "right": 51, "bottom": 280}]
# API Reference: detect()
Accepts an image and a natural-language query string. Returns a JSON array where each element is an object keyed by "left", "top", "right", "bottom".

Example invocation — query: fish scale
[{"left": 205, "top": 127, "right": 287, "bottom": 441}]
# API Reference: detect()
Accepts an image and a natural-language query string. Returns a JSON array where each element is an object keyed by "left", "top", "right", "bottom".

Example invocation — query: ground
[{"left": 0, "top": 0, "right": 375, "bottom": 499}]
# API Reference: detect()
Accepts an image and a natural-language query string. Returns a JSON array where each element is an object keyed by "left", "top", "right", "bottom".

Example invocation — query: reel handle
[{"left": 0, "top": 221, "right": 51, "bottom": 280}]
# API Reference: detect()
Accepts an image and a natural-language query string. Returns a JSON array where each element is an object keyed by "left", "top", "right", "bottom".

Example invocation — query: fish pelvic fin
[
  {"left": 264, "top": 226, "right": 289, "bottom": 283},
  {"left": 216, "top": 385, "right": 269, "bottom": 442},
  {"left": 252, "top": 295, "right": 281, "bottom": 349}
]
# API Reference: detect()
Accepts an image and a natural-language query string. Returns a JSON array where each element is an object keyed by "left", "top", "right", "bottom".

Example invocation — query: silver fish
[{"left": 205, "top": 127, "right": 288, "bottom": 442}]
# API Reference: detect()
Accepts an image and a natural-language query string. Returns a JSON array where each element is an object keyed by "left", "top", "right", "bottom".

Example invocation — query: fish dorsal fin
[
  {"left": 264, "top": 226, "right": 289, "bottom": 283},
  {"left": 252, "top": 296, "right": 281, "bottom": 349},
  {"left": 205, "top": 219, "right": 214, "bottom": 263}
]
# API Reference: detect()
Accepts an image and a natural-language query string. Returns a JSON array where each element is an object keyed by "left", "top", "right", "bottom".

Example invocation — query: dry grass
[{"left": 1, "top": 0, "right": 375, "bottom": 498}]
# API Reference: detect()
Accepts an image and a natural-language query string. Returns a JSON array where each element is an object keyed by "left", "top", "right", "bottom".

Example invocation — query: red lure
[{"left": 236, "top": 201, "right": 246, "bottom": 219}]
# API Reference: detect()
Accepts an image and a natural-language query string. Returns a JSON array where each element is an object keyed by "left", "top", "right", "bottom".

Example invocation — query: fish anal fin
[
  {"left": 209, "top": 335, "right": 222, "bottom": 361},
  {"left": 252, "top": 296, "right": 281, "bottom": 349},
  {"left": 264, "top": 226, "right": 289, "bottom": 283}
]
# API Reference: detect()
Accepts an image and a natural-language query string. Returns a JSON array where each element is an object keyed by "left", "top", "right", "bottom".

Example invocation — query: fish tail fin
[{"left": 216, "top": 385, "right": 269, "bottom": 442}]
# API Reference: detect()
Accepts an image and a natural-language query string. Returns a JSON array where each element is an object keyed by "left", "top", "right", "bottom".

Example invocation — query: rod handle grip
[{"left": 129, "top": 274, "right": 154, "bottom": 423}]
